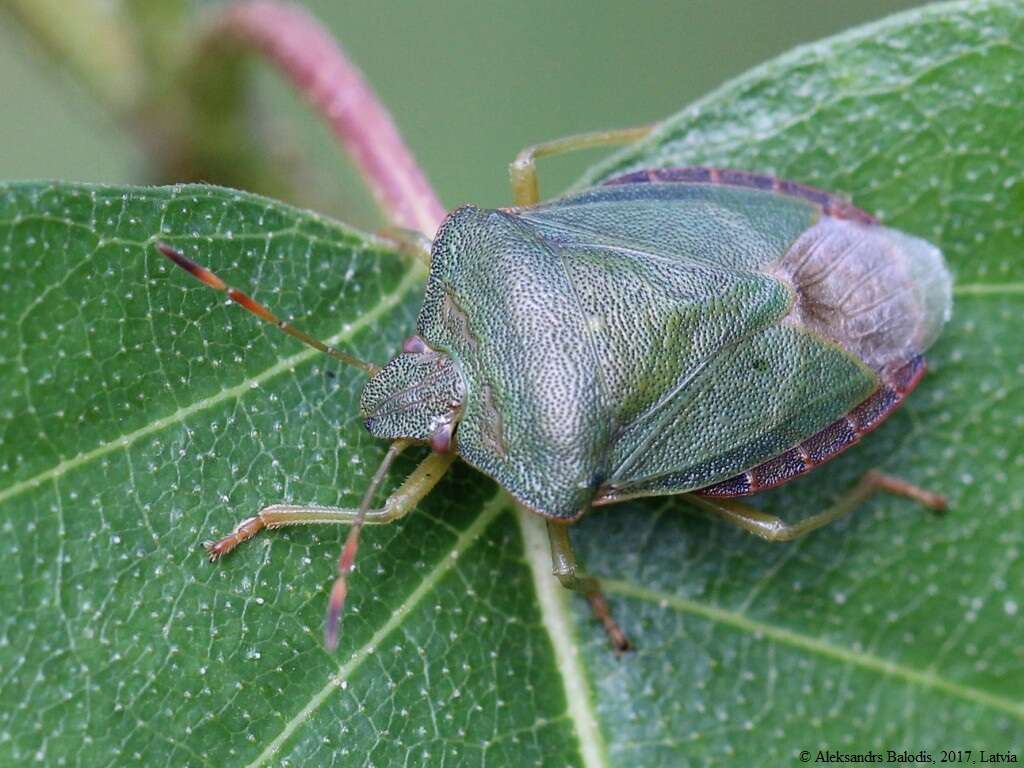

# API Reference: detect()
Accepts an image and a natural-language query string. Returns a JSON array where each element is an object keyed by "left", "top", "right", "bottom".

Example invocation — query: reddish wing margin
[
  {"left": 602, "top": 165, "right": 916, "bottom": 498},
  {"left": 698, "top": 356, "right": 926, "bottom": 498},
  {"left": 602, "top": 166, "right": 876, "bottom": 225}
]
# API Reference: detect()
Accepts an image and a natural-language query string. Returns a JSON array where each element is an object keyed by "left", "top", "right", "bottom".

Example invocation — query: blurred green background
[{"left": 0, "top": 0, "right": 929, "bottom": 228}]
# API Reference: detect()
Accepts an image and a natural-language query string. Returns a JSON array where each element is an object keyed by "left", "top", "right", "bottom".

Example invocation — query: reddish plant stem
[{"left": 213, "top": 1, "right": 447, "bottom": 236}]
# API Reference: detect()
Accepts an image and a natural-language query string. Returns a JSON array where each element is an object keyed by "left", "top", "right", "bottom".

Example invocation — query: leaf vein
[
  {"left": 602, "top": 578, "right": 1024, "bottom": 720},
  {"left": 243, "top": 492, "right": 509, "bottom": 768},
  {"left": 0, "top": 266, "right": 423, "bottom": 508}
]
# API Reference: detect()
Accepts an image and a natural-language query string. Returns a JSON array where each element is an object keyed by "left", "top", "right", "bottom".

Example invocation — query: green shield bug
[{"left": 158, "top": 126, "right": 951, "bottom": 652}]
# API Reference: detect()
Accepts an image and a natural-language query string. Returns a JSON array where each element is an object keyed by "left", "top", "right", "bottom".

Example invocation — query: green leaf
[{"left": 1, "top": 1, "right": 1021, "bottom": 767}]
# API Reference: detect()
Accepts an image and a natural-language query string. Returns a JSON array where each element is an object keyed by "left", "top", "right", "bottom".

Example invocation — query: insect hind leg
[
  {"left": 686, "top": 469, "right": 946, "bottom": 543},
  {"left": 205, "top": 452, "right": 455, "bottom": 559}
]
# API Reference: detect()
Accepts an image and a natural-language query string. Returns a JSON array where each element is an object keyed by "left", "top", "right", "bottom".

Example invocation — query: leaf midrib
[{"left": 518, "top": 508, "right": 608, "bottom": 768}]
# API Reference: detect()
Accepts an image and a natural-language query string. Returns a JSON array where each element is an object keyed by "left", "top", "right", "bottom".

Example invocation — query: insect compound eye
[
  {"left": 429, "top": 419, "right": 455, "bottom": 453},
  {"left": 402, "top": 334, "right": 432, "bottom": 354}
]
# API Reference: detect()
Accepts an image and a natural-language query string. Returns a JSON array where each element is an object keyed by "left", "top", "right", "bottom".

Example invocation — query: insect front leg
[
  {"left": 508, "top": 125, "right": 655, "bottom": 206},
  {"left": 687, "top": 469, "right": 946, "bottom": 542},
  {"left": 205, "top": 452, "right": 456, "bottom": 559},
  {"left": 546, "top": 521, "right": 631, "bottom": 652},
  {"left": 375, "top": 226, "right": 433, "bottom": 268}
]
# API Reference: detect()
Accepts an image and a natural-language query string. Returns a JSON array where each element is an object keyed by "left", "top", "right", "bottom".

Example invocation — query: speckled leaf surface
[
  {"left": 0, "top": 184, "right": 576, "bottom": 766},
  {"left": 1, "top": 1, "right": 1022, "bottom": 767},
  {"left": 576, "top": 0, "right": 1024, "bottom": 764}
]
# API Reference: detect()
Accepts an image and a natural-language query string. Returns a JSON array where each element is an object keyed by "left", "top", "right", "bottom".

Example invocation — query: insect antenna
[
  {"left": 325, "top": 439, "right": 409, "bottom": 651},
  {"left": 156, "top": 242, "right": 378, "bottom": 375}
]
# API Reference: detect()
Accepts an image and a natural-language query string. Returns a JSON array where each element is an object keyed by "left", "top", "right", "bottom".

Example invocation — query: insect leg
[
  {"left": 375, "top": 226, "right": 432, "bottom": 268},
  {"left": 509, "top": 125, "right": 655, "bottom": 206},
  {"left": 686, "top": 469, "right": 946, "bottom": 543},
  {"left": 546, "top": 521, "right": 631, "bottom": 652},
  {"left": 204, "top": 451, "right": 456, "bottom": 559}
]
